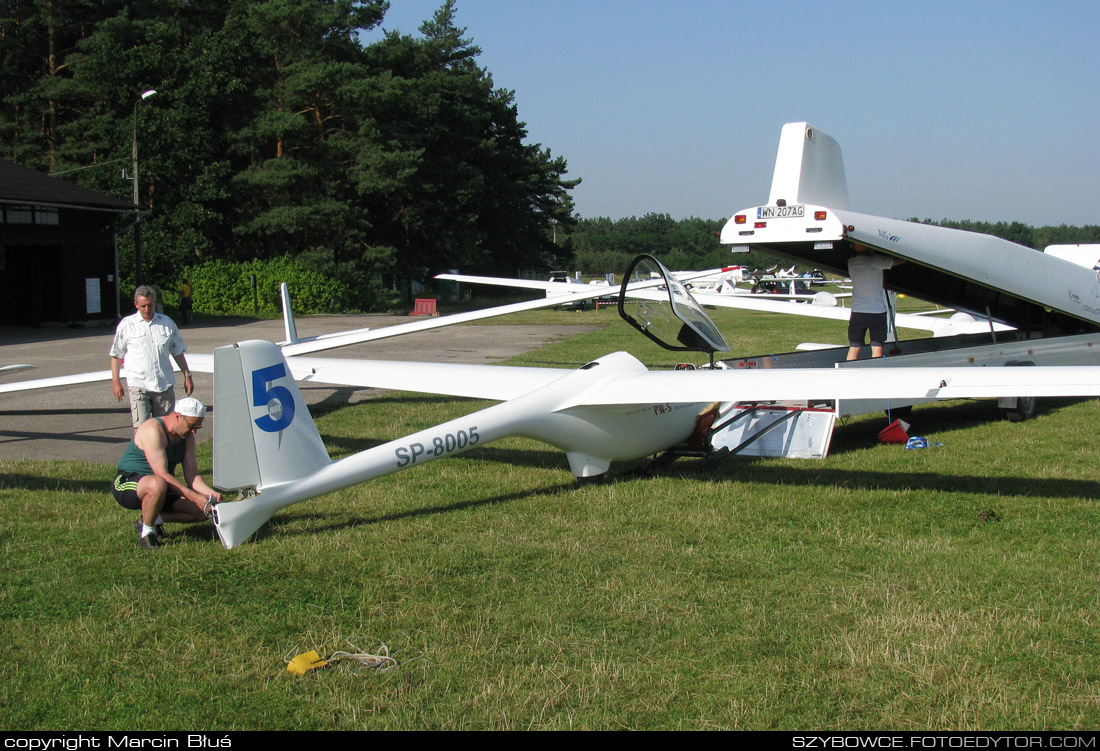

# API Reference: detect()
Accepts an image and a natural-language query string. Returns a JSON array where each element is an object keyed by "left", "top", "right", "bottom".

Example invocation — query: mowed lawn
[{"left": 2, "top": 306, "right": 1098, "bottom": 730}]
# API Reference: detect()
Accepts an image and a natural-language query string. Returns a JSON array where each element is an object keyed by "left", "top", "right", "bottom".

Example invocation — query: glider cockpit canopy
[{"left": 617, "top": 254, "right": 731, "bottom": 356}]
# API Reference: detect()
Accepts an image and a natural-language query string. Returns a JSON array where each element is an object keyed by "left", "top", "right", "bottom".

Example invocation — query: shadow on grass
[
  {"left": 180, "top": 446, "right": 1099, "bottom": 547},
  {"left": 686, "top": 462, "right": 1100, "bottom": 501},
  {"left": 240, "top": 451, "right": 1100, "bottom": 547},
  {"left": 802, "top": 396, "right": 1095, "bottom": 456},
  {"left": 169, "top": 522, "right": 222, "bottom": 544},
  {"left": 0, "top": 472, "right": 108, "bottom": 494},
  {"left": 0, "top": 406, "right": 126, "bottom": 418},
  {"left": 251, "top": 479, "right": 580, "bottom": 544},
  {"left": 0, "top": 422, "right": 130, "bottom": 447}
]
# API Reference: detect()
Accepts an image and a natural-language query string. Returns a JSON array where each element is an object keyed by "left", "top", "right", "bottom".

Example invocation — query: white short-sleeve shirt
[
  {"left": 847, "top": 253, "right": 895, "bottom": 314},
  {"left": 109, "top": 312, "right": 187, "bottom": 393}
]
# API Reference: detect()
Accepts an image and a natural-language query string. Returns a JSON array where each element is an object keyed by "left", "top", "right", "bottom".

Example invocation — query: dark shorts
[
  {"left": 112, "top": 471, "right": 179, "bottom": 511},
  {"left": 848, "top": 311, "right": 888, "bottom": 347}
]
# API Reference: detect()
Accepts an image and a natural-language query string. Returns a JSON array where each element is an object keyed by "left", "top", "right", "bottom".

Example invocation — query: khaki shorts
[{"left": 128, "top": 386, "right": 176, "bottom": 429}]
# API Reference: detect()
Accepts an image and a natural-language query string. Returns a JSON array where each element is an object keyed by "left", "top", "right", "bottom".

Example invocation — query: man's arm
[
  {"left": 181, "top": 435, "right": 222, "bottom": 503},
  {"left": 140, "top": 423, "right": 210, "bottom": 506},
  {"left": 173, "top": 353, "right": 194, "bottom": 396},
  {"left": 109, "top": 322, "right": 127, "bottom": 402},
  {"left": 110, "top": 356, "right": 125, "bottom": 402}
]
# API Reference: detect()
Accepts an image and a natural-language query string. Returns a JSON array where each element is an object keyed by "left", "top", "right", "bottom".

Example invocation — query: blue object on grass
[{"left": 905, "top": 436, "right": 944, "bottom": 450}]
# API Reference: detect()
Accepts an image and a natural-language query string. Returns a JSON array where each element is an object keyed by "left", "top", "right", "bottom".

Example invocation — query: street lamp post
[{"left": 131, "top": 89, "right": 157, "bottom": 285}]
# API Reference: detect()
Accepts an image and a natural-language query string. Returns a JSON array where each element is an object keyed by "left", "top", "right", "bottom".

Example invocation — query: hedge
[{"left": 165, "top": 256, "right": 354, "bottom": 316}]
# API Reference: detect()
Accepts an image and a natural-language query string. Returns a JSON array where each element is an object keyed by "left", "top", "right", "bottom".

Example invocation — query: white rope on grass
[{"left": 328, "top": 640, "right": 401, "bottom": 673}]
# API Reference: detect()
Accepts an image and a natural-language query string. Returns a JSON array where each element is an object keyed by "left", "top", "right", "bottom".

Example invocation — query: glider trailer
[{"left": 701, "top": 123, "right": 1100, "bottom": 457}]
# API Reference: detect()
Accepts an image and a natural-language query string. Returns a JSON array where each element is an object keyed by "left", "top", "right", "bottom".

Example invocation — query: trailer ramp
[{"left": 704, "top": 400, "right": 838, "bottom": 465}]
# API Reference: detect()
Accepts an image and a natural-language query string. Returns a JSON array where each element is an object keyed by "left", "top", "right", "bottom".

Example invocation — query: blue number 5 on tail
[{"left": 252, "top": 363, "right": 295, "bottom": 432}]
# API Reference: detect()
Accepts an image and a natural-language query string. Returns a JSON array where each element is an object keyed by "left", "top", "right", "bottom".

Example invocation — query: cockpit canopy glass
[{"left": 617, "top": 255, "right": 731, "bottom": 353}]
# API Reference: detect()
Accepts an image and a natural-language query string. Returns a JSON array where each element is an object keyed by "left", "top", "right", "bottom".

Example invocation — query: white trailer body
[
  {"left": 720, "top": 124, "right": 1100, "bottom": 336},
  {"left": 708, "top": 123, "right": 1100, "bottom": 453}
]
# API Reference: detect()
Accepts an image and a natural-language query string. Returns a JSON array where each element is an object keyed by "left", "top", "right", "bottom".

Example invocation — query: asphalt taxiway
[{"left": 0, "top": 314, "right": 593, "bottom": 464}]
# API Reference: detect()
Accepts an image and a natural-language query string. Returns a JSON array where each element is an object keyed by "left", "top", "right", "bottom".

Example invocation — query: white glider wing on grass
[{"left": 208, "top": 255, "right": 1100, "bottom": 548}]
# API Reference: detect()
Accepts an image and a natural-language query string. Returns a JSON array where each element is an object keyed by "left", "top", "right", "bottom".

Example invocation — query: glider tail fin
[
  {"left": 212, "top": 340, "right": 330, "bottom": 547},
  {"left": 768, "top": 122, "right": 849, "bottom": 210},
  {"left": 280, "top": 282, "right": 299, "bottom": 344}
]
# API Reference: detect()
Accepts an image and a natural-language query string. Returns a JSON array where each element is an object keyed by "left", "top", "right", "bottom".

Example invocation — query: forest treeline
[
  {"left": 3, "top": 1, "right": 1096, "bottom": 312},
  {"left": 1, "top": 0, "right": 576, "bottom": 309},
  {"left": 559, "top": 215, "right": 1100, "bottom": 281},
  {"left": 913, "top": 218, "right": 1100, "bottom": 252}
]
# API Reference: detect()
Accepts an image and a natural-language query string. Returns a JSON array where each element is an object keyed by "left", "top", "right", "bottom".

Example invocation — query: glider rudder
[
  {"left": 768, "top": 122, "right": 849, "bottom": 210},
  {"left": 280, "top": 282, "right": 299, "bottom": 344},
  {"left": 212, "top": 340, "right": 331, "bottom": 546}
]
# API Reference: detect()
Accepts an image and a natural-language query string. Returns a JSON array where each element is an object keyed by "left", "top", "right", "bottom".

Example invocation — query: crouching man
[{"left": 111, "top": 396, "right": 222, "bottom": 549}]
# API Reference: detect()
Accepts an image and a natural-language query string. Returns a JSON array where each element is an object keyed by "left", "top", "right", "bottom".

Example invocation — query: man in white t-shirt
[
  {"left": 846, "top": 246, "right": 904, "bottom": 361},
  {"left": 110, "top": 285, "right": 194, "bottom": 429}
]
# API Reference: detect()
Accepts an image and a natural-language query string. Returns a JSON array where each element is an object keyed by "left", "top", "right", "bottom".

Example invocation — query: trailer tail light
[
  {"left": 734, "top": 214, "right": 747, "bottom": 225},
  {"left": 814, "top": 211, "right": 827, "bottom": 221},
  {"left": 754, "top": 221, "right": 767, "bottom": 229}
]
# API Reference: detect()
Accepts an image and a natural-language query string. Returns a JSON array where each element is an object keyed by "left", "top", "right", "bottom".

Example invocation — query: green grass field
[{"left": 2, "top": 307, "right": 1098, "bottom": 730}]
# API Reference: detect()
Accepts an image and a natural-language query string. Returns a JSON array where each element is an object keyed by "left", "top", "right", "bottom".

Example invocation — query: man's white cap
[{"left": 175, "top": 397, "right": 206, "bottom": 418}]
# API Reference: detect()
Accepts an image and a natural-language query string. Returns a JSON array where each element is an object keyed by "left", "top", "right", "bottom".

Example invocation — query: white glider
[
  {"left": 436, "top": 269, "right": 1009, "bottom": 339},
  {"left": 208, "top": 256, "right": 1100, "bottom": 547}
]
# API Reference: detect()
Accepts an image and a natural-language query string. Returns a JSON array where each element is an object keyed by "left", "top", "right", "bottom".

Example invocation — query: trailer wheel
[
  {"left": 1002, "top": 361, "right": 1038, "bottom": 422},
  {"left": 1004, "top": 395, "right": 1039, "bottom": 422}
]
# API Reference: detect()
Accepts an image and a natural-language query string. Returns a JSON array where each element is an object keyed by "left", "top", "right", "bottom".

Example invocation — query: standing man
[
  {"left": 178, "top": 278, "right": 193, "bottom": 325},
  {"left": 111, "top": 397, "right": 221, "bottom": 549},
  {"left": 846, "top": 245, "right": 905, "bottom": 361},
  {"left": 110, "top": 284, "right": 193, "bottom": 430}
]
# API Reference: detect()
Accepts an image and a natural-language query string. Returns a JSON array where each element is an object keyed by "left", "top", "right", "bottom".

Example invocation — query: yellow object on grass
[{"left": 287, "top": 650, "right": 329, "bottom": 675}]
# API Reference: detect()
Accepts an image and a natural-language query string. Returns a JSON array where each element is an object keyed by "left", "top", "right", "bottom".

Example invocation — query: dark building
[{"left": 0, "top": 160, "right": 136, "bottom": 326}]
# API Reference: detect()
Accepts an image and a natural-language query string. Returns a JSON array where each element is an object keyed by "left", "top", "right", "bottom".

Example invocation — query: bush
[{"left": 170, "top": 256, "right": 354, "bottom": 316}]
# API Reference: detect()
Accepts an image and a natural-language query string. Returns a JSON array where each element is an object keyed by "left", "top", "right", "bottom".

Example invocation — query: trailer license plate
[{"left": 757, "top": 205, "right": 804, "bottom": 219}]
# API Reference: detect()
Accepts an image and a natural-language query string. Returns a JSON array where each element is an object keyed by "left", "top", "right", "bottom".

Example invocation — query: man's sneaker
[
  {"left": 134, "top": 518, "right": 165, "bottom": 539},
  {"left": 138, "top": 531, "right": 162, "bottom": 550}
]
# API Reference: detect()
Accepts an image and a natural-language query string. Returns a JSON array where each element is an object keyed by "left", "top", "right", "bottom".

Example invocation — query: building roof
[{"left": 0, "top": 159, "right": 136, "bottom": 213}]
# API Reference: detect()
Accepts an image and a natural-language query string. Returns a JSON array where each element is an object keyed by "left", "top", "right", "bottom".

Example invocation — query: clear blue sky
[{"left": 363, "top": 0, "right": 1099, "bottom": 226}]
